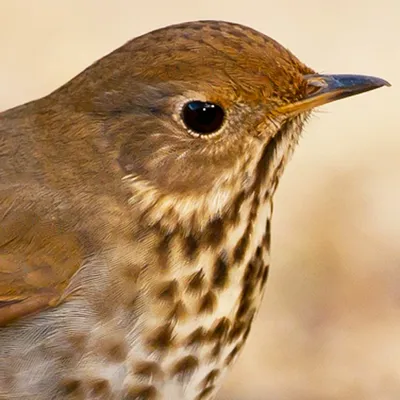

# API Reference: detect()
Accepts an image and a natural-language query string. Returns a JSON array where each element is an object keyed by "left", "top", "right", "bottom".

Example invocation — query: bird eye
[{"left": 182, "top": 101, "right": 225, "bottom": 135}]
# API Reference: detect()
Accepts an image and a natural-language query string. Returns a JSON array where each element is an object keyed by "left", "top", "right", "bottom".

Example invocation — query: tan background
[{"left": 0, "top": 1, "right": 399, "bottom": 399}]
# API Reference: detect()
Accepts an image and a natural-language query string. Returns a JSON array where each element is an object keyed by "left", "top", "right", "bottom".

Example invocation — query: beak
[{"left": 278, "top": 74, "right": 391, "bottom": 114}]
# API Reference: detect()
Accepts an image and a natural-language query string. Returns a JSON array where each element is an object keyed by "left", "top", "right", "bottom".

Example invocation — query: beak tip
[{"left": 371, "top": 76, "right": 391, "bottom": 88}]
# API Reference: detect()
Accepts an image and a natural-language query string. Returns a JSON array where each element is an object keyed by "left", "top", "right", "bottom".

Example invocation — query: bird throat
[{"left": 121, "top": 124, "right": 296, "bottom": 400}]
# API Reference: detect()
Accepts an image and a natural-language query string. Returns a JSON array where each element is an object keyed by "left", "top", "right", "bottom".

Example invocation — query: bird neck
[
  {"left": 115, "top": 186, "right": 273, "bottom": 399},
  {"left": 115, "top": 131, "right": 289, "bottom": 393}
]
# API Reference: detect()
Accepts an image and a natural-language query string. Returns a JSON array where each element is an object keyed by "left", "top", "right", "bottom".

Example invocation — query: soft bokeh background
[{"left": 1, "top": 1, "right": 398, "bottom": 399}]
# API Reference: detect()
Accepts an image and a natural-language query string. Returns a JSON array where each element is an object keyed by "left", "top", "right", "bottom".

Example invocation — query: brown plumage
[{"left": 0, "top": 20, "right": 389, "bottom": 399}]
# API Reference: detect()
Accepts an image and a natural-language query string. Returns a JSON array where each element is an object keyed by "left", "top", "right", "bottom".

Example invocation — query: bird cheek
[{"left": 151, "top": 159, "right": 219, "bottom": 194}]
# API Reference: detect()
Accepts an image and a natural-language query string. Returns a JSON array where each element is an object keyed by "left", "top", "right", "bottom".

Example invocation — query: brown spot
[
  {"left": 204, "top": 217, "right": 224, "bottom": 248},
  {"left": 185, "top": 327, "right": 207, "bottom": 347},
  {"left": 184, "top": 233, "right": 199, "bottom": 259},
  {"left": 235, "top": 261, "right": 258, "bottom": 321},
  {"left": 168, "top": 300, "right": 188, "bottom": 321},
  {"left": 263, "top": 220, "right": 271, "bottom": 251},
  {"left": 134, "top": 361, "right": 164, "bottom": 380},
  {"left": 60, "top": 378, "right": 82, "bottom": 395},
  {"left": 227, "top": 190, "right": 245, "bottom": 225},
  {"left": 225, "top": 344, "right": 242, "bottom": 366},
  {"left": 201, "top": 369, "right": 220, "bottom": 388},
  {"left": 243, "top": 318, "right": 253, "bottom": 342},
  {"left": 98, "top": 334, "right": 128, "bottom": 362},
  {"left": 255, "top": 245, "right": 262, "bottom": 260},
  {"left": 233, "top": 225, "right": 251, "bottom": 264},
  {"left": 170, "top": 355, "right": 199, "bottom": 382},
  {"left": 89, "top": 379, "right": 111, "bottom": 397},
  {"left": 198, "top": 291, "right": 217, "bottom": 315},
  {"left": 243, "top": 261, "right": 258, "bottom": 286},
  {"left": 157, "top": 232, "right": 173, "bottom": 271},
  {"left": 146, "top": 324, "right": 175, "bottom": 352},
  {"left": 186, "top": 270, "right": 205, "bottom": 294},
  {"left": 208, "top": 317, "right": 231, "bottom": 342},
  {"left": 249, "top": 194, "right": 260, "bottom": 222},
  {"left": 252, "top": 130, "right": 283, "bottom": 194},
  {"left": 228, "top": 320, "right": 246, "bottom": 342},
  {"left": 260, "top": 265, "right": 269, "bottom": 288},
  {"left": 253, "top": 256, "right": 264, "bottom": 274},
  {"left": 235, "top": 294, "right": 252, "bottom": 320},
  {"left": 156, "top": 280, "right": 178, "bottom": 302},
  {"left": 209, "top": 343, "right": 222, "bottom": 360},
  {"left": 271, "top": 167, "right": 283, "bottom": 193},
  {"left": 195, "top": 385, "right": 216, "bottom": 400},
  {"left": 212, "top": 255, "right": 229, "bottom": 290},
  {"left": 256, "top": 263, "right": 264, "bottom": 281},
  {"left": 125, "top": 384, "right": 158, "bottom": 400}
]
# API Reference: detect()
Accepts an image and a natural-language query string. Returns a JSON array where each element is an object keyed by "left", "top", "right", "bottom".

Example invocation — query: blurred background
[{"left": 0, "top": 1, "right": 398, "bottom": 399}]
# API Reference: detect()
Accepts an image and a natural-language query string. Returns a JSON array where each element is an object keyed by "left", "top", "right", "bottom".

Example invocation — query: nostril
[{"left": 304, "top": 76, "right": 329, "bottom": 96}]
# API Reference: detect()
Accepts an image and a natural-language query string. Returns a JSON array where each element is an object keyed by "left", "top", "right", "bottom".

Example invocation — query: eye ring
[{"left": 181, "top": 100, "right": 225, "bottom": 137}]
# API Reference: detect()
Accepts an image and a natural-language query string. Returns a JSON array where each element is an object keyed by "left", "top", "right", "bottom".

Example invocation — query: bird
[{"left": 0, "top": 20, "right": 389, "bottom": 400}]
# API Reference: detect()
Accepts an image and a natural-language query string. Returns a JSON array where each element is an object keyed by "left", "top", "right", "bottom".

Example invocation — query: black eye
[{"left": 182, "top": 101, "right": 225, "bottom": 135}]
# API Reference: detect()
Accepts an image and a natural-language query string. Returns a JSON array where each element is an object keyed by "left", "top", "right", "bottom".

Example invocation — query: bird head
[{"left": 50, "top": 21, "right": 389, "bottom": 231}]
